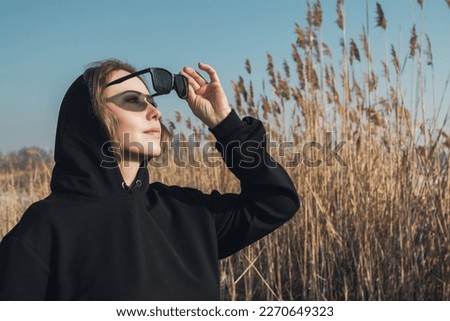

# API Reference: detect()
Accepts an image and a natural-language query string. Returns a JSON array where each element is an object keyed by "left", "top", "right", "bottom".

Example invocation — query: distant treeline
[{"left": 0, "top": 147, "right": 53, "bottom": 171}]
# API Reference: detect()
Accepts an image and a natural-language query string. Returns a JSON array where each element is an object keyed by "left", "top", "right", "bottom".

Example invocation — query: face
[{"left": 103, "top": 69, "right": 162, "bottom": 162}]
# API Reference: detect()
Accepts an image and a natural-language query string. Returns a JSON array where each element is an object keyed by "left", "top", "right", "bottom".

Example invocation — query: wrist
[
  {"left": 209, "top": 109, "right": 243, "bottom": 143},
  {"left": 208, "top": 108, "right": 232, "bottom": 129}
]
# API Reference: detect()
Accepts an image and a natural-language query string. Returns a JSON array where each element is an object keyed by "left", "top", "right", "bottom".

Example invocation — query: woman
[{"left": 0, "top": 59, "right": 299, "bottom": 300}]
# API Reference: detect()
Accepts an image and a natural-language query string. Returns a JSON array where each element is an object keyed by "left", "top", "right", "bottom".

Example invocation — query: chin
[
  {"left": 121, "top": 143, "right": 161, "bottom": 163},
  {"left": 142, "top": 144, "right": 162, "bottom": 159},
  {"left": 146, "top": 149, "right": 161, "bottom": 158}
]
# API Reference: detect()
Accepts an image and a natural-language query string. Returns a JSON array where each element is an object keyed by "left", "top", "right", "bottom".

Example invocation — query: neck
[{"left": 118, "top": 159, "right": 142, "bottom": 187}]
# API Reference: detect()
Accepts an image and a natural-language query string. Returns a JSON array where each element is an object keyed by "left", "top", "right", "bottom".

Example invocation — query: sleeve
[
  {"left": 206, "top": 109, "right": 300, "bottom": 259},
  {"left": 0, "top": 235, "right": 50, "bottom": 300}
]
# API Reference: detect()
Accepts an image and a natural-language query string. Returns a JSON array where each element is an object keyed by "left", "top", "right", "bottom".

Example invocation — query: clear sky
[{"left": 0, "top": 0, "right": 449, "bottom": 153}]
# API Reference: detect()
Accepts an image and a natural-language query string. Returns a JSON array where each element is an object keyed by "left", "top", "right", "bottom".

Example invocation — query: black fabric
[{"left": 0, "top": 74, "right": 299, "bottom": 300}]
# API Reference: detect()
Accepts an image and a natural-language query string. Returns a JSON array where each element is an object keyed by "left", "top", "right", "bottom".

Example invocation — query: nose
[{"left": 145, "top": 102, "right": 161, "bottom": 121}]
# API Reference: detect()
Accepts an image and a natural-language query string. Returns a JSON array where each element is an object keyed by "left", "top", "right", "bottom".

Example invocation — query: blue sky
[{"left": 0, "top": 0, "right": 449, "bottom": 153}]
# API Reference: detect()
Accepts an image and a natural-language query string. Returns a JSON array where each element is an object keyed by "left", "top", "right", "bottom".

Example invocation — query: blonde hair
[{"left": 83, "top": 59, "right": 136, "bottom": 142}]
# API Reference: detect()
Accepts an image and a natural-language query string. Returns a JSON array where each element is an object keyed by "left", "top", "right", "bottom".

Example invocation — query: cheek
[
  {"left": 113, "top": 114, "right": 139, "bottom": 144},
  {"left": 107, "top": 106, "right": 161, "bottom": 156}
]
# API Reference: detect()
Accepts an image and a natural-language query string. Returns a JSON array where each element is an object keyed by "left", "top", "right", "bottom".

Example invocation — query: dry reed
[{"left": 1, "top": 0, "right": 449, "bottom": 300}]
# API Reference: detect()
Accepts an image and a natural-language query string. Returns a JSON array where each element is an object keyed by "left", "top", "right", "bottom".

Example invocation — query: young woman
[{"left": 0, "top": 59, "right": 299, "bottom": 300}]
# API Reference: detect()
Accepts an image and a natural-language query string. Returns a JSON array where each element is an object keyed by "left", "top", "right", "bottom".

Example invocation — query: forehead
[{"left": 103, "top": 69, "right": 149, "bottom": 96}]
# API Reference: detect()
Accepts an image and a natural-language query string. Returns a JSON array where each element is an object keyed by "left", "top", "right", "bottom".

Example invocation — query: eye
[{"left": 123, "top": 93, "right": 141, "bottom": 104}]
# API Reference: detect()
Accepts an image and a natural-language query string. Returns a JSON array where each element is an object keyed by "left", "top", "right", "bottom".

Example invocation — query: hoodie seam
[
  {"left": 50, "top": 190, "right": 149, "bottom": 202},
  {"left": 8, "top": 236, "right": 51, "bottom": 273}
]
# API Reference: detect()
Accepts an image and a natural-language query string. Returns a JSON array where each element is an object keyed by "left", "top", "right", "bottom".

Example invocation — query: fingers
[
  {"left": 180, "top": 69, "right": 201, "bottom": 97},
  {"left": 182, "top": 67, "right": 208, "bottom": 87},
  {"left": 198, "top": 62, "right": 220, "bottom": 83},
  {"left": 180, "top": 63, "right": 222, "bottom": 106},
  {"left": 182, "top": 63, "right": 220, "bottom": 86},
  {"left": 180, "top": 75, "right": 197, "bottom": 104}
]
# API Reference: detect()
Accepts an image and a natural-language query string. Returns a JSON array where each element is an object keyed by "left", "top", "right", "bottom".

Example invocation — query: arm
[
  {"left": 209, "top": 110, "right": 299, "bottom": 258},
  {"left": 0, "top": 235, "right": 50, "bottom": 300},
  {"left": 182, "top": 64, "right": 300, "bottom": 258}
]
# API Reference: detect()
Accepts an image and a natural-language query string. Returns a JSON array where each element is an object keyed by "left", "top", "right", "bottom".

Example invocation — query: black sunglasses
[
  {"left": 106, "top": 90, "right": 158, "bottom": 112},
  {"left": 105, "top": 67, "right": 188, "bottom": 99}
]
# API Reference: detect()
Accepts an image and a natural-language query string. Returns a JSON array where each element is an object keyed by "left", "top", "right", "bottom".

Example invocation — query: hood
[{"left": 50, "top": 73, "right": 149, "bottom": 199}]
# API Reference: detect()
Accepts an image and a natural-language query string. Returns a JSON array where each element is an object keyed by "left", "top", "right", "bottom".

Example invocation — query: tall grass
[
  {"left": 217, "top": 0, "right": 449, "bottom": 300},
  {"left": 0, "top": 151, "right": 51, "bottom": 238},
  {"left": 1, "top": 0, "right": 449, "bottom": 300}
]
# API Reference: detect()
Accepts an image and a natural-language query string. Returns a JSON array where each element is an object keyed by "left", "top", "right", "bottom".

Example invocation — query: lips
[{"left": 143, "top": 128, "right": 161, "bottom": 134}]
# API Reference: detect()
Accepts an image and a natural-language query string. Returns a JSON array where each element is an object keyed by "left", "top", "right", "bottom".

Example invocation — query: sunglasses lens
[
  {"left": 174, "top": 75, "right": 188, "bottom": 99},
  {"left": 152, "top": 69, "right": 172, "bottom": 95},
  {"left": 109, "top": 91, "right": 148, "bottom": 111}
]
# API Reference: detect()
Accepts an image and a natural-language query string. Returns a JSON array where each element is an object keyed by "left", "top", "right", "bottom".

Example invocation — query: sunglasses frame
[
  {"left": 105, "top": 67, "right": 188, "bottom": 99},
  {"left": 105, "top": 90, "right": 158, "bottom": 111}
]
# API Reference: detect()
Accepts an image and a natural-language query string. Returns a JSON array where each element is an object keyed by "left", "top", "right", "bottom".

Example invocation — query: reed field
[{"left": 1, "top": 0, "right": 449, "bottom": 300}]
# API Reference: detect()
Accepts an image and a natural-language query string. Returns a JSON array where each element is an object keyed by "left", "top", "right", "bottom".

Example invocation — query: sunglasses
[
  {"left": 106, "top": 90, "right": 158, "bottom": 111},
  {"left": 105, "top": 67, "right": 188, "bottom": 99}
]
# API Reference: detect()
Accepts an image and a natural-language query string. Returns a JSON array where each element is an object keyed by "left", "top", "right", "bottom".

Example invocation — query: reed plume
[
  {"left": 409, "top": 25, "right": 418, "bottom": 58},
  {"left": 375, "top": 2, "right": 387, "bottom": 30},
  {"left": 313, "top": 0, "right": 323, "bottom": 28},
  {"left": 349, "top": 38, "right": 361, "bottom": 65},
  {"left": 245, "top": 59, "right": 252, "bottom": 75},
  {"left": 425, "top": 34, "right": 433, "bottom": 66},
  {"left": 336, "top": 0, "right": 344, "bottom": 30},
  {"left": 391, "top": 45, "right": 400, "bottom": 75}
]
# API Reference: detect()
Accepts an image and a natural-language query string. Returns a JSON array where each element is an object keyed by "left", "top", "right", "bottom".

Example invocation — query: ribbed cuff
[{"left": 209, "top": 109, "right": 243, "bottom": 143}]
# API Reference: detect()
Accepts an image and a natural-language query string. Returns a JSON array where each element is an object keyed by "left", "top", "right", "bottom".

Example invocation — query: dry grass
[
  {"left": 1, "top": 0, "right": 449, "bottom": 300},
  {"left": 0, "top": 158, "right": 51, "bottom": 238}
]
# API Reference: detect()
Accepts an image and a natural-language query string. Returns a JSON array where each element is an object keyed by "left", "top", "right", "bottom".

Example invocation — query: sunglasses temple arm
[{"left": 106, "top": 68, "right": 153, "bottom": 87}]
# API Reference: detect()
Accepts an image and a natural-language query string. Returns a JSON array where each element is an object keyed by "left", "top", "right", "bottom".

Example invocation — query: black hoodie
[{"left": 0, "top": 73, "right": 299, "bottom": 300}]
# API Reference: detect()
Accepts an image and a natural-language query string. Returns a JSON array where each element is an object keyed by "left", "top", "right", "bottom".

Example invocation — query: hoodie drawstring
[{"left": 121, "top": 180, "right": 142, "bottom": 193}]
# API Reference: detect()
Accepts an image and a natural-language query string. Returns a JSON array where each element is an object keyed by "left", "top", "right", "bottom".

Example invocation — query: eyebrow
[
  {"left": 118, "top": 90, "right": 148, "bottom": 95},
  {"left": 105, "top": 90, "right": 151, "bottom": 100}
]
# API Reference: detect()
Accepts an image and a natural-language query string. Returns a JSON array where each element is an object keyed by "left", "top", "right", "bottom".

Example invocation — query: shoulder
[
  {"left": 149, "top": 181, "right": 207, "bottom": 199},
  {"left": 0, "top": 196, "right": 63, "bottom": 265},
  {"left": 148, "top": 182, "right": 233, "bottom": 214},
  {"left": 148, "top": 182, "right": 223, "bottom": 208},
  {"left": 4, "top": 195, "right": 65, "bottom": 240}
]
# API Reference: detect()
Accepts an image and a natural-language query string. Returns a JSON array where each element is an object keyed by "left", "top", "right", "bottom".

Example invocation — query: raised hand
[{"left": 181, "top": 63, "right": 232, "bottom": 129}]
